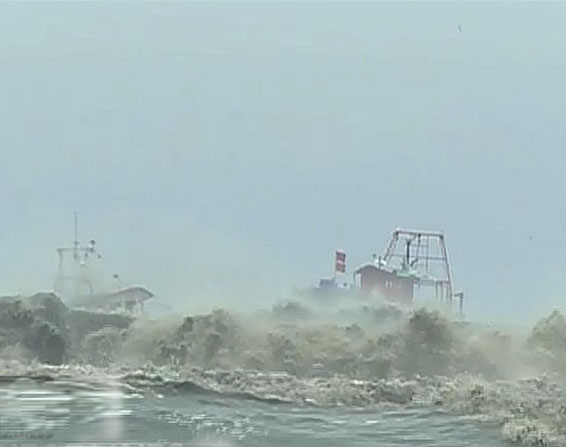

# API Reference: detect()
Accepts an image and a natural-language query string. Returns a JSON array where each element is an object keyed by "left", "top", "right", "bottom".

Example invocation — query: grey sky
[{"left": 1, "top": 2, "right": 565, "bottom": 322}]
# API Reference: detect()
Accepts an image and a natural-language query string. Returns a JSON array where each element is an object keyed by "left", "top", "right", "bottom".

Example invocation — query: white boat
[{"left": 53, "top": 213, "right": 154, "bottom": 316}]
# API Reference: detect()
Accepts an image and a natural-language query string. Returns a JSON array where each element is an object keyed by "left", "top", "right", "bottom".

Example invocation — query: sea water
[{"left": 0, "top": 374, "right": 507, "bottom": 446}]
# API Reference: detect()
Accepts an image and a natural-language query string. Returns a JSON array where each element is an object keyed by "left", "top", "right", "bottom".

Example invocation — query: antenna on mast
[
  {"left": 74, "top": 211, "right": 78, "bottom": 243},
  {"left": 73, "top": 211, "right": 79, "bottom": 261}
]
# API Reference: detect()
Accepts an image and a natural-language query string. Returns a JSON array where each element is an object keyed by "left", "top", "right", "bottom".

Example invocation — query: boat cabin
[{"left": 354, "top": 264, "right": 415, "bottom": 304}]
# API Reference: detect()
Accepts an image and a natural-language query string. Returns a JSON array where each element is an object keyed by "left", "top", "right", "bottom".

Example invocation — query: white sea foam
[{"left": 3, "top": 303, "right": 566, "bottom": 445}]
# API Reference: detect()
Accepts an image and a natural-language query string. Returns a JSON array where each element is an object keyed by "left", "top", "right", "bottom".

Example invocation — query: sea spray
[{"left": 5, "top": 294, "right": 566, "bottom": 445}]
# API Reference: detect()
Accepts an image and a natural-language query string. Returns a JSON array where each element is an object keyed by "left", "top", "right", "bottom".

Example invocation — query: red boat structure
[{"left": 314, "top": 228, "right": 464, "bottom": 313}]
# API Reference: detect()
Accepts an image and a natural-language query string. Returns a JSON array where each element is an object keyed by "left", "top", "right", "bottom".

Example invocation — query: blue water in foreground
[{"left": 0, "top": 378, "right": 508, "bottom": 447}]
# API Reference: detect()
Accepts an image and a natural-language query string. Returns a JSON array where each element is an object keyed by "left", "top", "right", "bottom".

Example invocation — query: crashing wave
[{"left": 5, "top": 292, "right": 566, "bottom": 445}]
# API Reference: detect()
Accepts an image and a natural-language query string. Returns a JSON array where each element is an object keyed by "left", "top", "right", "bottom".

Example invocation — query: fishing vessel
[
  {"left": 311, "top": 228, "right": 464, "bottom": 313},
  {"left": 53, "top": 213, "right": 153, "bottom": 316}
]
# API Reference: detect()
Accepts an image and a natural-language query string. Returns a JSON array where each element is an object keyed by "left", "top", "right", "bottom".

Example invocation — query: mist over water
[{"left": 3, "top": 292, "right": 566, "bottom": 445}]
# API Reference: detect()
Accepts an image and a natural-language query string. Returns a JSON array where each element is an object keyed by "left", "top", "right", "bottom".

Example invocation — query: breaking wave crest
[{"left": 4, "top": 296, "right": 566, "bottom": 445}]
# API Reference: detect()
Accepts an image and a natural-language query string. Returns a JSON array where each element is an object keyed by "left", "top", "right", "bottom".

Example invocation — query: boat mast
[
  {"left": 54, "top": 212, "right": 98, "bottom": 298},
  {"left": 73, "top": 210, "right": 79, "bottom": 261}
]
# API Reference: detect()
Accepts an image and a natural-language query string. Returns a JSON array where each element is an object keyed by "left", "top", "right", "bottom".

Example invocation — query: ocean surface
[
  {"left": 0, "top": 375, "right": 507, "bottom": 446},
  {"left": 2, "top": 303, "right": 566, "bottom": 446}
]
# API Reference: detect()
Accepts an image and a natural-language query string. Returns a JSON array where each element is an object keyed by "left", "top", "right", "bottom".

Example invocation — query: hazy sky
[{"left": 1, "top": 2, "right": 565, "bottom": 322}]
